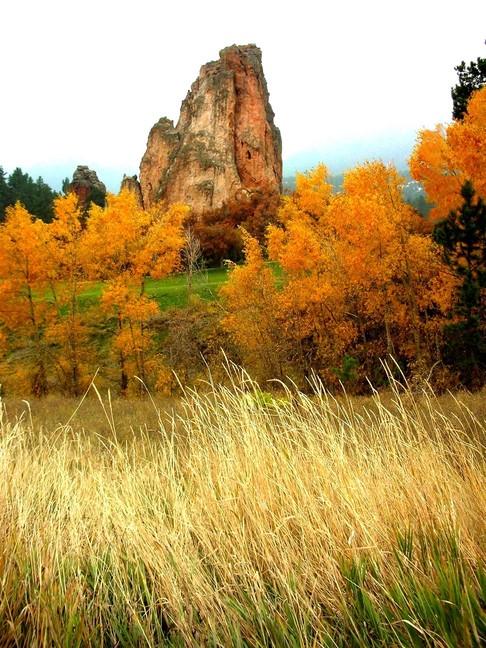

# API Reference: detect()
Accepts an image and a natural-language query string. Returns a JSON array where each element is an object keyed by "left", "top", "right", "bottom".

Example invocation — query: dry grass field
[{"left": 0, "top": 367, "right": 485, "bottom": 646}]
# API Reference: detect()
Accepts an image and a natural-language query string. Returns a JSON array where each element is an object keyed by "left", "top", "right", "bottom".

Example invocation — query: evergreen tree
[
  {"left": 0, "top": 166, "right": 12, "bottom": 221},
  {"left": 2, "top": 167, "right": 57, "bottom": 222},
  {"left": 30, "top": 176, "right": 58, "bottom": 222},
  {"left": 451, "top": 43, "right": 486, "bottom": 120},
  {"left": 434, "top": 181, "right": 486, "bottom": 386}
]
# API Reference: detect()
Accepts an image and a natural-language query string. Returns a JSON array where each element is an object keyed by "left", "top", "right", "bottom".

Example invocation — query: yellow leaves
[
  {"left": 141, "top": 203, "right": 189, "bottom": 279},
  {"left": 221, "top": 231, "right": 274, "bottom": 313},
  {"left": 220, "top": 232, "right": 285, "bottom": 380},
  {"left": 84, "top": 195, "right": 189, "bottom": 392},
  {"left": 0, "top": 203, "right": 53, "bottom": 394},
  {"left": 81, "top": 191, "right": 188, "bottom": 283},
  {"left": 154, "top": 363, "right": 179, "bottom": 396},
  {"left": 448, "top": 87, "right": 486, "bottom": 195},
  {"left": 293, "top": 163, "right": 333, "bottom": 219},
  {"left": 268, "top": 218, "right": 324, "bottom": 275},
  {"left": 409, "top": 126, "right": 463, "bottom": 221},
  {"left": 278, "top": 164, "right": 333, "bottom": 226},
  {"left": 101, "top": 277, "right": 158, "bottom": 322},
  {"left": 221, "top": 159, "right": 456, "bottom": 384},
  {"left": 81, "top": 190, "right": 148, "bottom": 280},
  {"left": 46, "top": 193, "right": 85, "bottom": 286},
  {"left": 0, "top": 202, "right": 50, "bottom": 287},
  {"left": 50, "top": 193, "right": 82, "bottom": 239},
  {"left": 113, "top": 326, "right": 146, "bottom": 357},
  {"left": 0, "top": 187, "right": 189, "bottom": 394}
]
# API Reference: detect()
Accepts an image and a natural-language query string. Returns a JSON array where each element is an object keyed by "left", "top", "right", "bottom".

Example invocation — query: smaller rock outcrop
[
  {"left": 67, "top": 165, "right": 106, "bottom": 210},
  {"left": 120, "top": 174, "right": 143, "bottom": 206}
]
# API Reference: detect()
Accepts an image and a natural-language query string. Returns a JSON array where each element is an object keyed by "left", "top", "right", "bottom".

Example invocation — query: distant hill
[
  {"left": 283, "top": 129, "right": 418, "bottom": 178},
  {"left": 282, "top": 130, "right": 434, "bottom": 218}
]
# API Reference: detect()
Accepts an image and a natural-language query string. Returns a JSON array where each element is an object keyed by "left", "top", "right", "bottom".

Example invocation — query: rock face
[
  {"left": 139, "top": 44, "right": 282, "bottom": 213},
  {"left": 67, "top": 165, "right": 106, "bottom": 210}
]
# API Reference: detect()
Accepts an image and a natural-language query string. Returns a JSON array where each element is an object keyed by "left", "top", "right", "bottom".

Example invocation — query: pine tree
[
  {"left": 4, "top": 168, "right": 57, "bottom": 222},
  {"left": 451, "top": 44, "right": 486, "bottom": 120},
  {"left": 0, "top": 167, "right": 12, "bottom": 221},
  {"left": 434, "top": 181, "right": 486, "bottom": 386}
]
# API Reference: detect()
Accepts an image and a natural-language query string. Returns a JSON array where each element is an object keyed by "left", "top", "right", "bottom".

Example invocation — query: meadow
[
  {"left": 76, "top": 266, "right": 229, "bottom": 311},
  {"left": 0, "top": 366, "right": 485, "bottom": 646}
]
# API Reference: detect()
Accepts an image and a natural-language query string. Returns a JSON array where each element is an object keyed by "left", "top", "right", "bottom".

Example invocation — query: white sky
[{"left": 2, "top": 0, "right": 485, "bottom": 184}]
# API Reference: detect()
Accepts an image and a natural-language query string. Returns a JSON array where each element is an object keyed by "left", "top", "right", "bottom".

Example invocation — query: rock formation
[
  {"left": 138, "top": 44, "right": 282, "bottom": 214},
  {"left": 67, "top": 165, "right": 106, "bottom": 210},
  {"left": 120, "top": 174, "right": 143, "bottom": 206}
]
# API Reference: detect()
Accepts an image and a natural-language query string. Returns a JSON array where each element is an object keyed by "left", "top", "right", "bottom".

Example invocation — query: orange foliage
[
  {"left": 409, "top": 85, "right": 486, "bottom": 220},
  {"left": 44, "top": 193, "right": 91, "bottom": 395},
  {"left": 0, "top": 191, "right": 189, "bottom": 395},
  {"left": 223, "top": 162, "right": 455, "bottom": 387},
  {"left": 267, "top": 165, "right": 357, "bottom": 380},
  {"left": 0, "top": 203, "right": 52, "bottom": 394},
  {"left": 82, "top": 191, "right": 187, "bottom": 282},
  {"left": 81, "top": 191, "right": 188, "bottom": 393},
  {"left": 220, "top": 231, "right": 287, "bottom": 381},
  {"left": 328, "top": 163, "right": 455, "bottom": 368},
  {"left": 0, "top": 150, "right": 464, "bottom": 393}
]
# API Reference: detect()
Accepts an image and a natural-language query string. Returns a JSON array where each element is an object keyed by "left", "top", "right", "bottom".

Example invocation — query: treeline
[
  {"left": 0, "top": 166, "right": 58, "bottom": 222},
  {"left": 0, "top": 80, "right": 485, "bottom": 396}
]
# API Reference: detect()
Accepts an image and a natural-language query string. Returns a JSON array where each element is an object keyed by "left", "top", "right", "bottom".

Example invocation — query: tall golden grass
[{"left": 0, "top": 366, "right": 485, "bottom": 646}]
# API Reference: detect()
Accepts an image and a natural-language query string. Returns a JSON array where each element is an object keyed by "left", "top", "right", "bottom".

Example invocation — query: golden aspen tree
[
  {"left": 220, "top": 230, "right": 287, "bottom": 382},
  {"left": 44, "top": 193, "right": 91, "bottom": 395},
  {"left": 0, "top": 203, "right": 52, "bottom": 394},
  {"left": 328, "top": 162, "right": 455, "bottom": 375},
  {"left": 81, "top": 190, "right": 188, "bottom": 393},
  {"left": 267, "top": 165, "right": 356, "bottom": 383}
]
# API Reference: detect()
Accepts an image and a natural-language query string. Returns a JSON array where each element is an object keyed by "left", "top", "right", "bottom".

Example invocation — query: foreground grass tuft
[{"left": 0, "top": 369, "right": 485, "bottom": 646}]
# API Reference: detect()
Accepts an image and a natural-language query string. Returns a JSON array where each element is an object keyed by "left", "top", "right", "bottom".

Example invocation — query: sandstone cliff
[{"left": 138, "top": 44, "right": 282, "bottom": 213}]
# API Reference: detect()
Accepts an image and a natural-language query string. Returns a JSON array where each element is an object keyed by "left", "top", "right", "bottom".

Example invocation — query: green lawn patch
[{"left": 75, "top": 267, "right": 229, "bottom": 311}]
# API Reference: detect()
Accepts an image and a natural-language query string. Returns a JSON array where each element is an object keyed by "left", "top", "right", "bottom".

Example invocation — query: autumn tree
[
  {"left": 44, "top": 193, "right": 91, "bottom": 396},
  {"left": 329, "top": 162, "right": 454, "bottom": 377},
  {"left": 81, "top": 190, "right": 188, "bottom": 393},
  {"left": 0, "top": 203, "right": 52, "bottom": 394},
  {"left": 266, "top": 165, "right": 356, "bottom": 383},
  {"left": 266, "top": 163, "right": 454, "bottom": 387},
  {"left": 409, "top": 85, "right": 486, "bottom": 221},
  {"left": 194, "top": 185, "right": 280, "bottom": 266},
  {"left": 220, "top": 230, "right": 288, "bottom": 382}
]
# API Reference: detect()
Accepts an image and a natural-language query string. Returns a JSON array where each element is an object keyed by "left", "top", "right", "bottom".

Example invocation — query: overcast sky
[{"left": 2, "top": 0, "right": 485, "bottom": 187}]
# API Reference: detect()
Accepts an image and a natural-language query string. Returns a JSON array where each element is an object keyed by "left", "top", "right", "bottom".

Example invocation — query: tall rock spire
[{"left": 138, "top": 44, "right": 282, "bottom": 213}]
